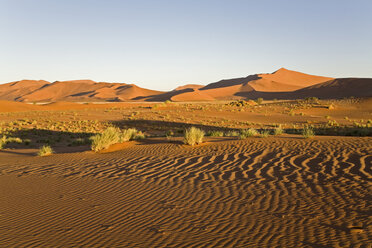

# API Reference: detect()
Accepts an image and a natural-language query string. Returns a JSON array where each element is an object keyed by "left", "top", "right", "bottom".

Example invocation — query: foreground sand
[{"left": 0, "top": 135, "right": 371, "bottom": 247}]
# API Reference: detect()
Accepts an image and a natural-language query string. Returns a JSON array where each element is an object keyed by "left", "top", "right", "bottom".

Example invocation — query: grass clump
[
  {"left": 38, "top": 145, "right": 54, "bottom": 156},
  {"left": 91, "top": 127, "right": 121, "bottom": 152},
  {"left": 120, "top": 128, "right": 142, "bottom": 142},
  {"left": 91, "top": 127, "right": 144, "bottom": 152},
  {"left": 273, "top": 126, "right": 284, "bottom": 135},
  {"left": 302, "top": 126, "right": 315, "bottom": 139},
  {"left": 239, "top": 128, "right": 259, "bottom": 139},
  {"left": 259, "top": 130, "right": 270, "bottom": 138},
  {"left": 208, "top": 130, "right": 224, "bottom": 137},
  {"left": 225, "top": 130, "right": 240, "bottom": 137},
  {"left": 256, "top": 98, "right": 263, "bottom": 105},
  {"left": 0, "top": 136, "right": 7, "bottom": 149},
  {"left": 184, "top": 127, "right": 205, "bottom": 146}
]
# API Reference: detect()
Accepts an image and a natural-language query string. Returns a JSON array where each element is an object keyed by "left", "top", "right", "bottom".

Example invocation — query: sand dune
[
  {"left": 0, "top": 136, "right": 370, "bottom": 247},
  {"left": 174, "top": 84, "right": 204, "bottom": 91},
  {"left": 0, "top": 69, "right": 370, "bottom": 102},
  {"left": 292, "top": 78, "right": 372, "bottom": 99},
  {"left": 0, "top": 80, "right": 50, "bottom": 101},
  {"left": 169, "top": 68, "right": 335, "bottom": 101},
  {"left": 13, "top": 80, "right": 163, "bottom": 102},
  {"left": 258, "top": 68, "right": 333, "bottom": 88}
]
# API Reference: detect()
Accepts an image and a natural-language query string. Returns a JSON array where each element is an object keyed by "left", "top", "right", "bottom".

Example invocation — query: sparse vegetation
[
  {"left": 302, "top": 126, "right": 315, "bottom": 139},
  {"left": 91, "top": 127, "right": 121, "bottom": 152},
  {"left": 225, "top": 130, "right": 240, "bottom": 137},
  {"left": 256, "top": 98, "right": 264, "bottom": 105},
  {"left": 0, "top": 136, "right": 7, "bottom": 149},
  {"left": 38, "top": 145, "right": 54, "bottom": 156},
  {"left": 208, "top": 130, "right": 224, "bottom": 137},
  {"left": 259, "top": 130, "right": 270, "bottom": 138},
  {"left": 273, "top": 126, "right": 284, "bottom": 135},
  {"left": 90, "top": 127, "right": 144, "bottom": 152},
  {"left": 239, "top": 128, "right": 259, "bottom": 139},
  {"left": 184, "top": 127, "right": 205, "bottom": 146}
]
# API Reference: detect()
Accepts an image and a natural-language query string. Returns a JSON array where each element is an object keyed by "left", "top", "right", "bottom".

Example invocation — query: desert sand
[
  {"left": 0, "top": 98, "right": 371, "bottom": 247},
  {"left": 0, "top": 136, "right": 371, "bottom": 247}
]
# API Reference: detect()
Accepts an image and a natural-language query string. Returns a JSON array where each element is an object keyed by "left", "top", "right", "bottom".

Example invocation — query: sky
[{"left": 1, "top": 0, "right": 371, "bottom": 91}]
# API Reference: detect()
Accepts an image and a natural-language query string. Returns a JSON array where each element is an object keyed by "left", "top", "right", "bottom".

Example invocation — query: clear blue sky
[{"left": 1, "top": 0, "right": 371, "bottom": 90}]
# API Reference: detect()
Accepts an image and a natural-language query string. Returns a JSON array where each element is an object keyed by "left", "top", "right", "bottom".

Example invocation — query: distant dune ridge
[{"left": 1, "top": 68, "right": 371, "bottom": 102}]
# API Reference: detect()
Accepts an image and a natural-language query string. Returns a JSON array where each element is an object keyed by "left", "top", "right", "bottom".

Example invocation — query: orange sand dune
[
  {"left": 0, "top": 80, "right": 50, "bottom": 101},
  {"left": 174, "top": 84, "right": 204, "bottom": 91},
  {"left": 258, "top": 68, "right": 333, "bottom": 88},
  {"left": 16, "top": 80, "right": 163, "bottom": 102},
  {"left": 171, "top": 89, "right": 215, "bottom": 101},
  {"left": 169, "top": 68, "right": 335, "bottom": 101},
  {"left": 292, "top": 78, "right": 372, "bottom": 99},
  {"left": 0, "top": 68, "right": 370, "bottom": 102}
]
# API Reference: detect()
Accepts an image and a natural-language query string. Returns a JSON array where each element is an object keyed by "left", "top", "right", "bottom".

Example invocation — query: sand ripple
[{"left": 0, "top": 136, "right": 371, "bottom": 247}]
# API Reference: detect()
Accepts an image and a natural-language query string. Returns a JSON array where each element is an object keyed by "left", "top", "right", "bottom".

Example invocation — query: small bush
[
  {"left": 7, "top": 137, "right": 23, "bottom": 143},
  {"left": 38, "top": 145, "right": 54, "bottom": 156},
  {"left": 225, "top": 130, "right": 240, "bottom": 137},
  {"left": 91, "top": 127, "right": 144, "bottom": 152},
  {"left": 208, "top": 130, "right": 224, "bottom": 137},
  {"left": 256, "top": 98, "right": 264, "bottom": 105},
  {"left": 259, "top": 130, "right": 270, "bottom": 138},
  {"left": 91, "top": 127, "right": 121, "bottom": 152},
  {"left": 302, "top": 126, "right": 315, "bottom": 139},
  {"left": 0, "top": 136, "right": 7, "bottom": 149},
  {"left": 120, "top": 128, "right": 139, "bottom": 142},
  {"left": 184, "top": 127, "right": 205, "bottom": 146},
  {"left": 239, "top": 128, "right": 259, "bottom": 139},
  {"left": 273, "top": 126, "right": 284, "bottom": 135}
]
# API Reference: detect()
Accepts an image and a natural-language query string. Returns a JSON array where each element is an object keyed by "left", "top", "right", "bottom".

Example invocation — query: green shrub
[
  {"left": 7, "top": 137, "right": 23, "bottom": 143},
  {"left": 225, "top": 130, "right": 240, "bottom": 137},
  {"left": 256, "top": 98, "right": 263, "bottom": 105},
  {"left": 302, "top": 126, "right": 315, "bottom": 139},
  {"left": 184, "top": 127, "right": 205, "bottom": 146},
  {"left": 239, "top": 128, "right": 259, "bottom": 139},
  {"left": 0, "top": 136, "right": 7, "bottom": 149},
  {"left": 273, "top": 126, "right": 284, "bottom": 135},
  {"left": 120, "top": 128, "right": 139, "bottom": 142},
  {"left": 38, "top": 145, "right": 54, "bottom": 156},
  {"left": 91, "top": 127, "right": 121, "bottom": 152},
  {"left": 259, "top": 130, "right": 270, "bottom": 138},
  {"left": 208, "top": 130, "right": 224, "bottom": 137},
  {"left": 91, "top": 127, "right": 144, "bottom": 152}
]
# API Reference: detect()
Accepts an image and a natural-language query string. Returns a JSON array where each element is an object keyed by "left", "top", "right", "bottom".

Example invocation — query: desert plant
[
  {"left": 91, "top": 127, "right": 121, "bottom": 152},
  {"left": 259, "top": 130, "right": 270, "bottom": 138},
  {"left": 120, "top": 128, "right": 139, "bottom": 142},
  {"left": 38, "top": 145, "right": 54, "bottom": 156},
  {"left": 256, "top": 98, "right": 264, "bottom": 105},
  {"left": 208, "top": 130, "right": 224, "bottom": 137},
  {"left": 225, "top": 130, "right": 240, "bottom": 137},
  {"left": 273, "top": 126, "right": 284, "bottom": 135},
  {"left": 239, "top": 128, "right": 259, "bottom": 139},
  {"left": 302, "top": 126, "right": 315, "bottom": 139},
  {"left": 0, "top": 136, "right": 7, "bottom": 149},
  {"left": 184, "top": 127, "right": 205, "bottom": 146},
  {"left": 7, "top": 137, "right": 23, "bottom": 143}
]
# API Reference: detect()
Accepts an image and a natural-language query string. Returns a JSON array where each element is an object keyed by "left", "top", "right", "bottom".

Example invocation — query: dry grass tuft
[
  {"left": 239, "top": 128, "right": 259, "bottom": 139},
  {"left": 38, "top": 145, "right": 54, "bottom": 156},
  {"left": 184, "top": 127, "right": 205, "bottom": 146}
]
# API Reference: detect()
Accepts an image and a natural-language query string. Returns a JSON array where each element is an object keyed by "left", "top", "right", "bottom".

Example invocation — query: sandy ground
[{"left": 0, "top": 135, "right": 371, "bottom": 247}]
